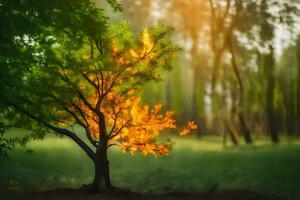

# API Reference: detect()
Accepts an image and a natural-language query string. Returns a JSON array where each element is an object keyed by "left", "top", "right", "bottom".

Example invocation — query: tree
[
  {"left": 277, "top": 41, "right": 298, "bottom": 136},
  {"left": 0, "top": 1, "right": 197, "bottom": 192},
  {"left": 168, "top": 0, "right": 209, "bottom": 134},
  {"left": 211, "top": 0, "right": 299, "bottom": 143},
  {"left": 208, "top": 0, "right": 253, "bottom": 144},
  {"left": 262, "top": 46, "right": 279, "bottom": 143},
  {"left": 253, "top": 0, "right": 299, "bottom": 143},
  {"left": 296, "top": 35, "right": 300, "bottom": 135}
]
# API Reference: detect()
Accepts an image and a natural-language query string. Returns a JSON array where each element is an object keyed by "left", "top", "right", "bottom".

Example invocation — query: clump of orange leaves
[
  {"left": 72, "top": 28, "right": 197, "bottom": 157},
  {"left": 79, "top": 89, "right": 197, "bottom": 157}
]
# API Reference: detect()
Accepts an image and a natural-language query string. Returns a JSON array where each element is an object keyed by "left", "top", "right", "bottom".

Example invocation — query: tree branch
[{"left": 2, "top": 95, "right": 96, "bottom": 162}]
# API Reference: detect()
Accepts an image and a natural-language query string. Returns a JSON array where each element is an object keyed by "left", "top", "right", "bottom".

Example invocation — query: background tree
[
  {"left": 208, "top": 0, "right": 254, "bottom": 144},
  {"left": 277, "top": 34, "right": 300, "bottom": 136},
  {"left": 168, "top": 0, "right": 209, "bottom": 134}
]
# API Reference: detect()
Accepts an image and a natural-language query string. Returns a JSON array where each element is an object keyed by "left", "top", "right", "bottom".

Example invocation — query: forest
[{"left": 0, "top": 0, "right": 300, "bottom": 200}]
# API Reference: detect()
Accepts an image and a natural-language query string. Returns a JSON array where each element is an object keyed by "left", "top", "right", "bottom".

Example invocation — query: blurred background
[{"left": 97, "top": 0, "right": 300, "bottom": 145}]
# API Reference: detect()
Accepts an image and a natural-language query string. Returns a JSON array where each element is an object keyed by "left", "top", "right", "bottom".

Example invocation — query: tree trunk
[
  {"left": 90, "top": 144, "right": 111, "bottom": 192},
  {"left": 191, "top": 39, "right": 207, "bottom": 134},
  {"left": 296, "top": 36, "right": 300, "bottom": 135},
  {"left": 221, "top": 78, "right": 239, "bottom": 146},
  {"left": 228, "top": 40, "right": 253, "bottom": 144},
  {"left": 223, "top": 120, "right": 239, "bottom": 146},
  {"left": 267, "top": 113, "right": 279, "bottom": 143},
  {"left": 165, "top": 75, "right": 172, "bottom": 110},
  {"left": 264, "top": 46, "right": 279, "bottom": 143},
  {"left": 238, "top": 113, "right": 252, "bottom": 143},
  {"left": 90, "top": 112, "right": 111, "bottom": 192}
]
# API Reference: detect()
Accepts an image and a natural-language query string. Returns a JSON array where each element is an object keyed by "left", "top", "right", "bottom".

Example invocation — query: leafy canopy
[{"left": 1, "top": 1, "right": 197, "bottom": 157}]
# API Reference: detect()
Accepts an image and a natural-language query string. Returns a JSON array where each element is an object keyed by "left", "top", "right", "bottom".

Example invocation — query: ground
[
  {"left": 0, "top": 130, "right": 300, "bottom": 200},
  {"left": 26, "top": 188, "right": 280, "bottom": 200}
]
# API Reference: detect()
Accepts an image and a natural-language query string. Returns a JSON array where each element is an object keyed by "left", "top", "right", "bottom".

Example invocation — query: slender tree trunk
[
  {"left": 223, "top": 120, "right": 239, "bottom": 146},
  {"left": 192, "top": 66, "right": 198, "bottom": 122},
  {"left": 191, "top": 67, "right": 207, "bottom": 135},
  {"left": 264, "top": 46, "right": 279, "bottom": 143},
  {"left": 221, "top": 78, "right": 239, "bottom": 146},
  {"left": 238, "top": 113, "right": 252, "bottom": 143},
  {"left": 210, "top": 53, "right": 222, "bottom": 134},
  {"left": 165, "top": 75, "right": 172, "bottom": 110},
  {"left": 228, "top": 40, "right": 253, "bottom": 144},
  {"left": 191, "top": 39, "right": 207, "bottom": 134},
  {"left": 296, "top": 36, "right": 300, "bottom": 134}
]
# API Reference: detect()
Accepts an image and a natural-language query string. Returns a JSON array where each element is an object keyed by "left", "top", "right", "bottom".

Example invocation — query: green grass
[{"left": 1, "top": 135, "right": 300, "bottom": 200}]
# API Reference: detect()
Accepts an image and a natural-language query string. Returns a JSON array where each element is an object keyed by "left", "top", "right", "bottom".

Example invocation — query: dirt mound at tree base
[{"left": 21, "top": 188, "right": 281, "bottom": 200}]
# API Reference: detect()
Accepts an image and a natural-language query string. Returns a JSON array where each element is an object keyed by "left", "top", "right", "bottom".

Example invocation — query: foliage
[
  {"left": 0, "top": 0, "right": 106, "bottom": 155},
  {"left": 107, "top": 0, "right": 122, "bottom": 12},
  {"left": 0, "top": 0, "right": 197, "bottom": 162}
]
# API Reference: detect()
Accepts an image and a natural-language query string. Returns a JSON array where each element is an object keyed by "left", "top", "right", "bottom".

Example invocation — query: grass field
[{"left": 0, "top": 134, "right": 300, "bottom": 200}]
